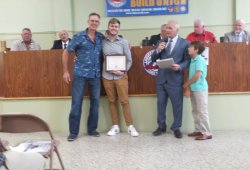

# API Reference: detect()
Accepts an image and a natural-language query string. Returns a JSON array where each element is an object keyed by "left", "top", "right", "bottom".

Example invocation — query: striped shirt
[{"left": 102, "top": 36, "right": 132, "bottom": 80}]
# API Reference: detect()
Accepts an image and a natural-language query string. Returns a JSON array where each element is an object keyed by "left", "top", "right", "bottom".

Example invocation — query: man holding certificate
[
  {"left": 151, "top": 20, "right": 190, "bottom": 139},
  {"left": 102, "top": 18, "right": 139, "bottom": 137}
]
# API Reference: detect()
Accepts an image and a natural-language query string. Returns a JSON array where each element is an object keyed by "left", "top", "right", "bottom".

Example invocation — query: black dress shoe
[
  {"left": 88, "top": 131, "right": 100, "bottom": 137},
  {"left": 174, "top": 129, "right": 183, "bottom": 139},
  {"left": 67, "top": 134, "right": 77, "bottom": 141},
  {"left": 152, "top": 128, "right": 166, "bottom": 136}
]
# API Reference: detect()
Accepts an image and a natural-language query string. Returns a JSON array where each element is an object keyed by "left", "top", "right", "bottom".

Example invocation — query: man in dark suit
[
  {"left": 149, "top": 24, "right": 167, "bottom": 46},
  {"left": 51, "top": 30, "right": 71, "bottom": 49},
  {"left": 151, "top": 20, "right": 190, "bottom": 139}
]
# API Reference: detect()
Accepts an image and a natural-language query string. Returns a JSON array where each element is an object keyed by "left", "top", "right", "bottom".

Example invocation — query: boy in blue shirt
[{"left": 183, "top": 41, "right": 212, "bottom": 140}]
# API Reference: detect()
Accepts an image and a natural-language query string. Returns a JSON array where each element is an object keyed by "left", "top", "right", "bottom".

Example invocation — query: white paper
[
  {"left": 9, "top": 140, "right": 51, "bottom": 153},
  {"left": 156, "top": 58, "right": 175, "bottom": 68},
  {"left": 106, "top": 55, "right": 126, "bottom": 71},
  {"left": 201, "top": 47, "right": 209, "bottom": 65}
]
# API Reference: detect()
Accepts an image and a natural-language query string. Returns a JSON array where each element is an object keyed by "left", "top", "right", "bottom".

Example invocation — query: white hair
[
  {"left": 167, "top": 20, "right": 180, "bottom": 30},
  {"left": 194, "top": 19, "right": 204, "bottom": 26},
  {"left": 236, "top": 19, "right": 246, "bottom": 25},
  {"left": 59, "top": 30, "right": 69, "bottom": 35},
  {"left": 160, "top": 24, "right": 167, "bottom": 30}
]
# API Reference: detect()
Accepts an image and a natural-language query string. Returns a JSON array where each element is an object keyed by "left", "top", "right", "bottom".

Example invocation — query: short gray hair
[
  {"left": 167, "top": 20, "right": 180, "bottom": 30},
  {"left": 194, "top": 19, "right": 204, "bottom": 26},
  {"left": 59, "top": 30, "right": 68, "bottom": 35},
  {"left": 236, "top": 19, "right": 246, "bottom": 25},
  {"left": 160, "top": 24, "right": 167, "bottom": 30}
]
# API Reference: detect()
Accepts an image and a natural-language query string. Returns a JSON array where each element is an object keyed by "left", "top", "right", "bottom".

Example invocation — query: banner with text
[{"left": 106, "top": 0, "right": 188, "bottom": 17}]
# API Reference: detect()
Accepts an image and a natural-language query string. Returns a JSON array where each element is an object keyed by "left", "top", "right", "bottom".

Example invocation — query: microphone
[
  {"left": 157, "top": 38, "right": 169, "bottom": 53},
  {"left": 162, "top": 38, "right": 169, "bottom": 49}
]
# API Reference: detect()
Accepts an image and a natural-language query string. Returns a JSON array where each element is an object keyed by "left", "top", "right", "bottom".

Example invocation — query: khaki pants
[
  {"left": 190, "top": 90, "right": 211, "bottom": 135},
  {"left": 102, "top": 76, "right": 133, "bottom": 126}
]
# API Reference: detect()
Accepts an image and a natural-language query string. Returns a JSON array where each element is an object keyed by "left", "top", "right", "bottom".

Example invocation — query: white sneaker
[
  {"left": 128, "top": 125, "right": 139, "bottom": 137},
  {"left": 107, "top": 125, "right": 120, "bottom": 136}
]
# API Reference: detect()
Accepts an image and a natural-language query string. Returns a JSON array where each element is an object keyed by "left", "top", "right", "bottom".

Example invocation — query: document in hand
[{"left": 156, "top": 58, "right": 175, "bottom": 68}]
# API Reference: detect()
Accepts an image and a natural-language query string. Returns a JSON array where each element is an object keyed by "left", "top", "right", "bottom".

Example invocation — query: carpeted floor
[{"left": 1, "top": 131, "right": 250, "bottom": 170}]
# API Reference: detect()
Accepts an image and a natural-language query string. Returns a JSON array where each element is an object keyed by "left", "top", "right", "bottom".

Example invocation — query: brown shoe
[
  {"left": 187, "top": 132, "right": 203, "bottom": 137},
  {"left": 195, "top": 134, "right": 212, "bottom": 140}
]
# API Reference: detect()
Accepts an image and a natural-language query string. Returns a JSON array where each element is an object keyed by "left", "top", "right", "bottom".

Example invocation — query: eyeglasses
[{"left": 89, "top": 20, "right": 99, "bottom": 23}]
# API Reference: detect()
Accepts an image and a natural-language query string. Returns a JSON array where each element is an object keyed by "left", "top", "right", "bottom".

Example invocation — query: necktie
[
  {"left": 63, "top": 43, "right": 67, "bottom": 49},
  {"left": 236, "top": 34, "right": 240, "bottom": 42},
  {"left": 166, "top": 39, "right": 173, "bottom": 56}
]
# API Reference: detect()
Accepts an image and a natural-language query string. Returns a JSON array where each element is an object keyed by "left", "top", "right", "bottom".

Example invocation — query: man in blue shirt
[{"left": 62, "top": 12, "right": 104, "bottom": 141}]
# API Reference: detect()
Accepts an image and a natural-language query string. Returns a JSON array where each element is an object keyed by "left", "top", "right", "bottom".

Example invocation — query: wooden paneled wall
[
  {"left": 0, "top": 43, "right": 249, "bottom": 98},
  {"left": 0, "top": 50, "right": 74, "bottom": 98},
  {"left": 207, "top": 43, "right": 250, "bottom": 92}
]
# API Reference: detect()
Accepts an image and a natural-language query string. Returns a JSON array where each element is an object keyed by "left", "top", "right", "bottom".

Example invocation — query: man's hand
[
  {"left": 110, "top": 70, "right": 125, "bottom": 76},
  {"left": 183, "top": 81, "right": 191, "bottom": 97},
  {"left": 183, "top": 81, "right": 190, "bottom": 88},
  {"left": 171, "top": 64, "right": 180, "bottom": 71},
  {"left": 156, "top": 42, "right": 166, "bottom": 53},
  {"left": 63, "top": 72, "right": 71, "bottom": 84},
  {"left": 183, "top": 87, "right": 191, "bottom": 97}
]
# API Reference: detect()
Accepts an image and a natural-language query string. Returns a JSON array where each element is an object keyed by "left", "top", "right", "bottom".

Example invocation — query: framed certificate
[{"left": 106, "top": 55, "right": 126, "bottom": 71}]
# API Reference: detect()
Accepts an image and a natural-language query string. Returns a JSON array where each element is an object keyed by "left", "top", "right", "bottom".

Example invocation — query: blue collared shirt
[{"left": 67, "top": 29, "right": 104, "bottom": 78}]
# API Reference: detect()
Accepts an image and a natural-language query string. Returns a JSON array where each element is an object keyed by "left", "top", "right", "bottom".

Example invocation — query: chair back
[
  {"left": 0, "top": 112, "right": 64, "bottom": 170},
  {"left": 0, "top": 113, "right": 49, "bottom": 132}
]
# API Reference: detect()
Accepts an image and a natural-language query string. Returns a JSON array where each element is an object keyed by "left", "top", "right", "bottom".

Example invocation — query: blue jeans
[{"left": 69, "top": 76, "right": 101, "bottom": 135}]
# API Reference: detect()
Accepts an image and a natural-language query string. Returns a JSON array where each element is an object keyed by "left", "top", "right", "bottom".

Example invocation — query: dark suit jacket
[
  {"left": 151, "top": 37, "right": 190, "bottom": 86},
  {"left": 149, "top": 34, "right": 161, "bottom": 46},
  {"left": 51, "top": 38, "right": 71, "bottom": 49}
]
